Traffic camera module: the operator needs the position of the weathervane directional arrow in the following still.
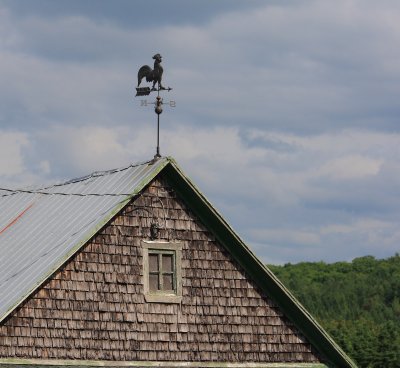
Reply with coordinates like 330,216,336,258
134,53,174,159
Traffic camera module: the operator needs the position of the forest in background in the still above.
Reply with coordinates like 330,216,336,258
268,254,400,368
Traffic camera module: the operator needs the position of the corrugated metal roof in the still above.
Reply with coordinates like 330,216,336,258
0,157,169,322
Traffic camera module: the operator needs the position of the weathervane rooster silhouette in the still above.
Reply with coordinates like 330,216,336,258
137,53,171,93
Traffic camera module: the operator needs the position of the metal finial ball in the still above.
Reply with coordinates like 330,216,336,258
155,96,163,115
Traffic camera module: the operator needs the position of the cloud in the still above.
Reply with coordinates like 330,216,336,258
36,125,151,177
317,155,382,180
251,228,321,247
0,130,47,187
1,1,400,264
2,0,400,137
2,0,267,30
160,126,400,263
320,218,391,236
0,131,29,176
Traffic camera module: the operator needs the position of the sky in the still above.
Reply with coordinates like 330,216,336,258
1,0,400,264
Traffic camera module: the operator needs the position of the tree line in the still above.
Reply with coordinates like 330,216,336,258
268,254,400,367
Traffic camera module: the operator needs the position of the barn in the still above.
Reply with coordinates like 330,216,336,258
0,156,356,367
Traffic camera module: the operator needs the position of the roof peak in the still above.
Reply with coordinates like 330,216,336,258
0,157,173,197
57,157,163,188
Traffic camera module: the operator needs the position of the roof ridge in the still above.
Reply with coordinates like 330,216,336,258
41,157,157,189
0,157,169,197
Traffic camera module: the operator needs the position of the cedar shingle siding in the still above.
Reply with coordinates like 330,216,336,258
0,176,322,363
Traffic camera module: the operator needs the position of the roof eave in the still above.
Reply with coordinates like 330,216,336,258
163,157,357,368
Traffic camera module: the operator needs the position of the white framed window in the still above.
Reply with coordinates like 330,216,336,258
142,241,182,303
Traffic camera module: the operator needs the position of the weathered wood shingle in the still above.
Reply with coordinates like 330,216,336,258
0,176,322,363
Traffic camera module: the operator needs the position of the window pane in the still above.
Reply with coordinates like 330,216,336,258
162,254,173,272
163,274,174,291
149,273,159,291
149,254,159,272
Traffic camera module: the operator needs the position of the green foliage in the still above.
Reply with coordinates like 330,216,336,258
269,254,400,367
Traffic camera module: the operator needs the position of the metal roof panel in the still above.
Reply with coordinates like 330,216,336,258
0,157,169,322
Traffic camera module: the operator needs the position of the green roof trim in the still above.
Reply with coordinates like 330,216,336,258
162,157,357,368
0,358,328,367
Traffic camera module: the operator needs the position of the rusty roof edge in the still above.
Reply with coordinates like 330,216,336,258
0,157,170,325
164,157,357,368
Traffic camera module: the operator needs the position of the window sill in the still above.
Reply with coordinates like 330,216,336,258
144,294,182,304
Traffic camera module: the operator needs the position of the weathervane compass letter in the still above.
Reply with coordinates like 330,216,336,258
135,54,174,159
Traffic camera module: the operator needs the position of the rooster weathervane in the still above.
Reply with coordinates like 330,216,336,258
135,53,174,159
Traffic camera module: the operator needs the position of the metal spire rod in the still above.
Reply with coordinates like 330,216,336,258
134,53,173,160
155,89,162,158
